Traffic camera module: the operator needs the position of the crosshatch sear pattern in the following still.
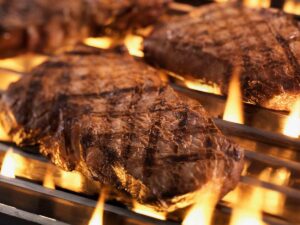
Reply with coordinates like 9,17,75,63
144,3,300,111
0,46,243,211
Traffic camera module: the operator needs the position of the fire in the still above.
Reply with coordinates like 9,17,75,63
124,34,144,57
183,184,218,225
84,37,113,49
264,168,290,215
89,190,107,225
59,170,84,192
223,68,244,124
284,0,300,15
184,79,221,95
132,202,166,220
283,98,300,138
0,125,10,141
243,0,271,8
43,166,55,189
0,72,21,90
0,149,16,178
0,54,47,73
228,167,290,225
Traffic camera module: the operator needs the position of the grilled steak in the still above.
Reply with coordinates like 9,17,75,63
144,3,300,111
0,46,244,211
0,0,170,57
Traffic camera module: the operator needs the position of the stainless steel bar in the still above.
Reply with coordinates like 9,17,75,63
0,203,68,225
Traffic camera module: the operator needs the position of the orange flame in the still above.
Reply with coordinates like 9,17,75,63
43,166,55,189
264,168,290,215
184,79,221,95
0,72,21,90
183,183,218,225
0,125,10,141
132,202,166,220
284,0,300,15
283,98,300,138
223,68,244,124
0,54,47,73
243,0,271,8
124,34,144,57
59,170,84,192
1,149,16,178
89,190,107,225
228,167,290,225
84,37,113,49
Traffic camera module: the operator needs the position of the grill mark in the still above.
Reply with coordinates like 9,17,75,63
172,107,188,154
59,86,158,100
162,151,225,163
122,86,143,161
142,93,164,178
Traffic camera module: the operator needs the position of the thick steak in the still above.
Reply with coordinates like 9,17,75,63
0,0,170,57
144,3,300,111
0,46,243,211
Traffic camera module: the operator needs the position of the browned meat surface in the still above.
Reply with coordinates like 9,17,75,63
0,0,170,57
0,46,243,211
144,3,300,111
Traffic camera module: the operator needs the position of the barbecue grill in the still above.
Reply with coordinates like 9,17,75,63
0,0,300,224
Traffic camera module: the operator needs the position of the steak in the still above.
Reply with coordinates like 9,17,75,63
0,45,244,211
144,3,300,111
0,0,170,57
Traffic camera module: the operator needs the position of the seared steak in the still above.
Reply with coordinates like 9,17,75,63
0,0,170,57
0,46,243,211
144,3,300,111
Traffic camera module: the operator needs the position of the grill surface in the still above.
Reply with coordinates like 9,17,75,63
0,0,300,224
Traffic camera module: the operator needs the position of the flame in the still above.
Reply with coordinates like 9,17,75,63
284,0,300,15
0,125,10,141
0,72,21,90
132,202,166,220
229,169,271,225
283,98,300,138
84,37,113,49
124,34,144,57
264,168,290,215
183,183,218,225
0,54,47,73
185,80,221,95
243,0,271,8
43,166,55,189
59,170,84,192
228,167,290,225
223,68,244,124
89,190,107,225
0,149,16,178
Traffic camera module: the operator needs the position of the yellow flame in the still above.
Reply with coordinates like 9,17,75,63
0,149,16,178
283,98,300,138
0,125,10,141
264,168,290,215
132,202,166,220
59,170,84,192
228,167,290,225
0,72,21,90
89,190,107,225
243,0,271,8
84,37,113,49
0,54,47,72
284,0,300,15
223,68,244,124
229,169,270,225
183,184,218,225
124,34,144,57
185,80,222,95
43,166,55,189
